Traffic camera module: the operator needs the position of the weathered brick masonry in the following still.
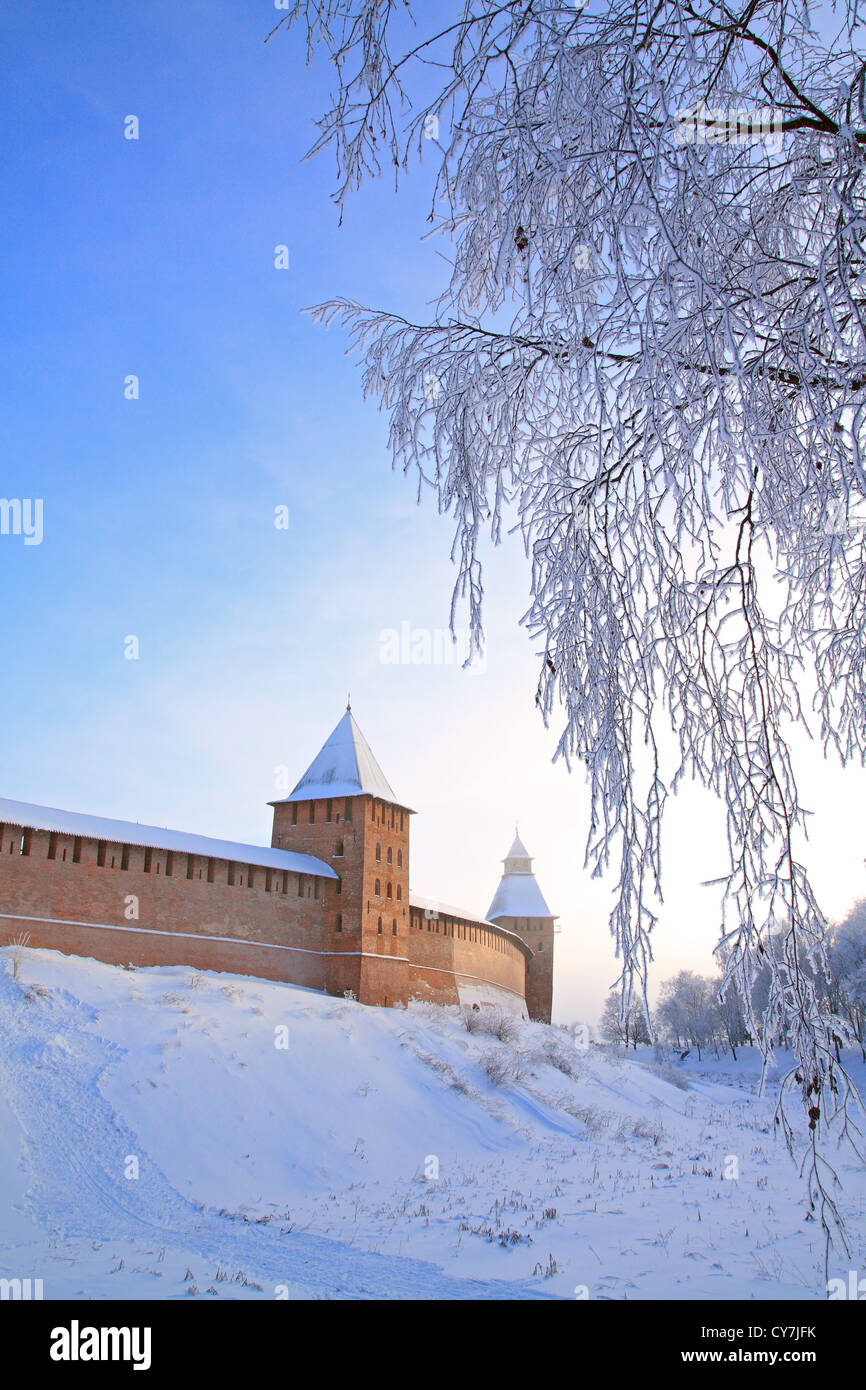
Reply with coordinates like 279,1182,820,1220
0,708,556,1019
0,825,332,991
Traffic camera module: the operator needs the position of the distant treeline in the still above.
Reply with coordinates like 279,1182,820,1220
599,901,866,1061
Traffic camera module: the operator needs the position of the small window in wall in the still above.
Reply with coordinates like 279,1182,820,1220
207,858,215,883
282,871,289,894
298,874,304,897
396,885,402,902
291,804,298,826
335,913,343,932
375,843,381,862
397,849,402,869
265,870,273,893
377,916,383,934
21,830,32,857
392,919,397,935
110,854,116,869
228,862,236,887
386,883,392,899
334,840,344,857
187,856,195,881
247,867,256,889
121,845,130,871
73,837,82,865
313,878,320,899
387,846,392,865
326,799,333,822
308,803,315,824
144,847,153,874
374,878,381,896
47,833,58,861
165,852,174,877
335,878,342,895
344,799,352,823
61,847,68,862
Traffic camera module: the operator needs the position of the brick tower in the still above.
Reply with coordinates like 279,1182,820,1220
486,831,556,1022
269,705,414,1007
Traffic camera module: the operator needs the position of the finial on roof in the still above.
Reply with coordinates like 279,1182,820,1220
347,692,352,712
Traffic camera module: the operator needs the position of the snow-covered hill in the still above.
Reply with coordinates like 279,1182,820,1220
0,946,863,1300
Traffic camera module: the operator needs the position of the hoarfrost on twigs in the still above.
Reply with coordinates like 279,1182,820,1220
273,1,866,1256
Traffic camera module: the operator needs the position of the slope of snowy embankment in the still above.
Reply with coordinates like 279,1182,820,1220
0,946,864,1300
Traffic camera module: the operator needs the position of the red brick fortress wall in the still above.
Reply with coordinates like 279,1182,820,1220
492,915,555,1022
0,816,535,1015
0,822,330,990
407,904,530,1012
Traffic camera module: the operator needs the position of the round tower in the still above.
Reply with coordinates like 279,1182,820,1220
486,830,556,1023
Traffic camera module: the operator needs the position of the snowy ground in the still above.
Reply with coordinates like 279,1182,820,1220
0,946,864,1300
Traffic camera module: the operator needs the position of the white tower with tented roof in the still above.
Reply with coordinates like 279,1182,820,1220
486,830,556,1022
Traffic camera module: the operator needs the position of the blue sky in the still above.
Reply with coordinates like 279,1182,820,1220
2,1,865,1023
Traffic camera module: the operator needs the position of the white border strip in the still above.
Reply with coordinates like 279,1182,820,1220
409,960,526,1000
0,913,409,963
1,916,526,988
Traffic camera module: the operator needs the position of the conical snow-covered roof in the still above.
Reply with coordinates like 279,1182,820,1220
274,708,408,807
487,831,554,920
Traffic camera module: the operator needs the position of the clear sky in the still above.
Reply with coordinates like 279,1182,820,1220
2,1,864,1025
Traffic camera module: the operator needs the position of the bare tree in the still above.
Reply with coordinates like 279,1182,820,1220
657,970,717,1059
714,975,750,1061
600,990,652,1048
272,1,866,1251
827,901,866,1059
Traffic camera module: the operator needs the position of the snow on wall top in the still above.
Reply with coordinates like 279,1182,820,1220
0,797,338,879
410,891,494,926
274,709,409,807
410,893,532,957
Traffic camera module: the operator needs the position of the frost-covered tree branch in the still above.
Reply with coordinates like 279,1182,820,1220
271,1,866,1253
